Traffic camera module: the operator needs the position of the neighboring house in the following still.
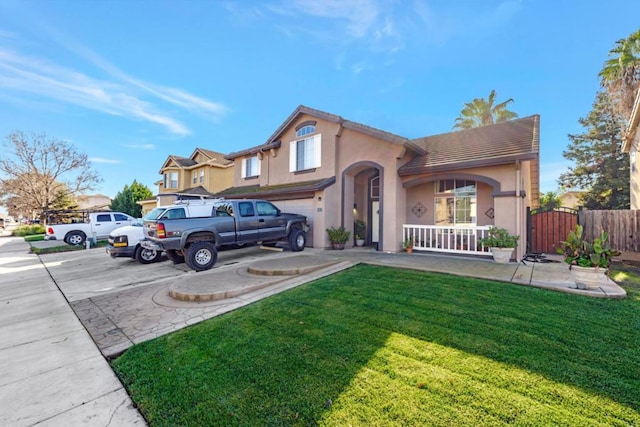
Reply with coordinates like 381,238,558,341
220,105,540,259
76,194,111,210
558,191,583,209
139,148,234,214
622,88,640,209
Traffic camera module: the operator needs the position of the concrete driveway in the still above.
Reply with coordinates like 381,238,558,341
40,244,281,302
37,243,348,357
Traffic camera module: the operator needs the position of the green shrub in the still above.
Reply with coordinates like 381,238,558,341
326,226,351,244
480,227,519,248
12,225,46,237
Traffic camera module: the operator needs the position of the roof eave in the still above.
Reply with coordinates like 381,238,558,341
398,153,538,176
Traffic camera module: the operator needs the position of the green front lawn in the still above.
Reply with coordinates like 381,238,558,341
112,264,640,426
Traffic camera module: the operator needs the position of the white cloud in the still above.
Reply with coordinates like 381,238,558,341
412,0,523,45
89,157,121,164
261,0,403,73
0,23,230,136
123,143,155,150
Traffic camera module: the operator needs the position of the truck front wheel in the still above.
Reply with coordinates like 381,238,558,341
186,241,218,271
165,249,185,264
65,231,86,246
288,229,306,252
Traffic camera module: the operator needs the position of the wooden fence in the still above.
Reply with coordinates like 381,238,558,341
579,210,640,256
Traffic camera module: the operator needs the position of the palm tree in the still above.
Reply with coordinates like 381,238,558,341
453,90,518,130
599,29,640,118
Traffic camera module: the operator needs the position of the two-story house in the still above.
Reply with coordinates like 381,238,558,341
220,105,539,259
139,148,234,214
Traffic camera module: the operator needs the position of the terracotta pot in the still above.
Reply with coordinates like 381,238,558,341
491,247,514,264
570,265,608,290
405,247,413,254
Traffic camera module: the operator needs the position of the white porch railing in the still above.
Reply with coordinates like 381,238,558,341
402,224,493,256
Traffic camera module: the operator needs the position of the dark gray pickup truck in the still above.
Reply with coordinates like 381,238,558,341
141,199,308,271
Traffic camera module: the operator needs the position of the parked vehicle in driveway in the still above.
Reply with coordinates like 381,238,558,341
45,211,136,245
106,219,163,264
141,199,308,271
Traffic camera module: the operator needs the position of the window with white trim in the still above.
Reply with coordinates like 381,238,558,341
289,134,321,172
241,156,260,178
192,171,197,184
199,170,205,183
434,180,477,225
168,172,178,189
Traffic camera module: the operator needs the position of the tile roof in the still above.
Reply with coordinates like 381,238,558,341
171,156,197,168
214,177,335,199
193,148,234,166
398,115,540,175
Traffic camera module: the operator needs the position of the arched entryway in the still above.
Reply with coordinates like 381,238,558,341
342,162,384,250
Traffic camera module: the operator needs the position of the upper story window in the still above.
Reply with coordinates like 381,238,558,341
242,155,260,178
296,125,315,138
164,171,178,189
434,179,477,225
289,134,321,172
199,170,205,183
192,171,198,184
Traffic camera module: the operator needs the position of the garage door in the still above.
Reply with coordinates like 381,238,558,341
272,199,315,247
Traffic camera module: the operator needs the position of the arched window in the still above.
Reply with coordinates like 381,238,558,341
296,125,315,138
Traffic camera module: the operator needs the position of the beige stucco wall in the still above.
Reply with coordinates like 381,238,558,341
405,182,494,227
631,136,640,210
230,115,409,251
205,166,234,193
232,115,340,187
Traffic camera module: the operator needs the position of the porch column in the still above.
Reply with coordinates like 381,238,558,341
493,195,524,260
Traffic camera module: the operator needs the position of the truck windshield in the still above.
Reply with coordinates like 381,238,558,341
143,208,167,221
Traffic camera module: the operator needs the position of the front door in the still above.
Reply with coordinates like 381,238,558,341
371,201,380,244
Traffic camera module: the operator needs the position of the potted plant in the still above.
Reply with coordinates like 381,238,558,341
354,220,366,246
480,227,519,263
326,226,351,250
557,224,621,289
403,238,414,254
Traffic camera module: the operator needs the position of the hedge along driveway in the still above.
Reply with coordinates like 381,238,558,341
113,264,640,426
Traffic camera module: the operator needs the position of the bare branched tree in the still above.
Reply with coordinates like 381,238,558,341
0,131,102,220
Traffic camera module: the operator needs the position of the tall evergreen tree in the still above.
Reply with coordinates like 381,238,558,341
558,91,629,210
110,180,153,218
453,90,518,129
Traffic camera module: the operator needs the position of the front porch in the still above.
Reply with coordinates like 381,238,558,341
403,224,493,256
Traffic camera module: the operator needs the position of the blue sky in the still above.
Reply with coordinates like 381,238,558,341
1,0,639,214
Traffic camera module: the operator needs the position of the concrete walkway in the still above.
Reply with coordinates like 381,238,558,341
0,236,144,426
0,234,627,426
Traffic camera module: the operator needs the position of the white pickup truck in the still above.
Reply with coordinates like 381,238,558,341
45,211,136,245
